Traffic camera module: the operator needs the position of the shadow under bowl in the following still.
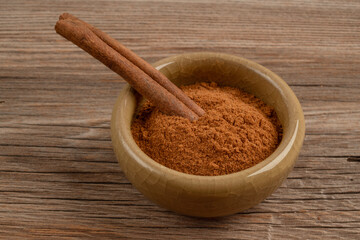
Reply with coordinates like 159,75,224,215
111,52,305,217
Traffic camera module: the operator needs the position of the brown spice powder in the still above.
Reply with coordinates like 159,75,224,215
131,82,282,176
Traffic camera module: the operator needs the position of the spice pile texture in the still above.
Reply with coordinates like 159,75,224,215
131,82,282,176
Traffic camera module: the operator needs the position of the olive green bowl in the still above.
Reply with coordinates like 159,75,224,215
111,52,305,217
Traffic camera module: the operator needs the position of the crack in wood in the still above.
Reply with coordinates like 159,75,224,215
347,156,360,162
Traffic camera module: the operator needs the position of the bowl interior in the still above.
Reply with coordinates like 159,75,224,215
117,52,303,179
137,53,296,154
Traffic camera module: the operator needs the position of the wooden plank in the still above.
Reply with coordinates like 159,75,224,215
1,0,359,239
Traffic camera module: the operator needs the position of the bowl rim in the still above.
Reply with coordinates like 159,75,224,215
112,52,305,181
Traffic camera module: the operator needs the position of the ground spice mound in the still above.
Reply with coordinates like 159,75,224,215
131,82,282,176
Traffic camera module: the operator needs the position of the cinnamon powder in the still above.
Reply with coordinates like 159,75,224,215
131,82,282,176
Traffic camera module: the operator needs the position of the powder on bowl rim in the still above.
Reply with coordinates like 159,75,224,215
131,82,283,176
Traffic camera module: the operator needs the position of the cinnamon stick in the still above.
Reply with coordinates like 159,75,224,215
55,15,201,121
59,13,205,117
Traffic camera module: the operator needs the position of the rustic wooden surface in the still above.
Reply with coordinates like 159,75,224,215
1,0,359,239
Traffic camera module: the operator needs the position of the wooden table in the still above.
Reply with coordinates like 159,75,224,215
1,0,359,239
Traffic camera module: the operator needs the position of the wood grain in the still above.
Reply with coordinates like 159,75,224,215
1,0,359,239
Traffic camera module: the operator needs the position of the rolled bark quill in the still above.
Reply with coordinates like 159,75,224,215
55,13,205,121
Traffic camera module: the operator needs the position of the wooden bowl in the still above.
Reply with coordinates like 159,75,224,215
111,52,305,217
